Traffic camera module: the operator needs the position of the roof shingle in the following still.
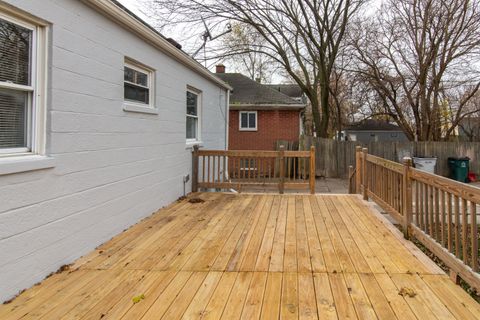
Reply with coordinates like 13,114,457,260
216,73,303,106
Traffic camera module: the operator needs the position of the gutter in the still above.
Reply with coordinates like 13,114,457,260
82,0,232,91
229,103,306,111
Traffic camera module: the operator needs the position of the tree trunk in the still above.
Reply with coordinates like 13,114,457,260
317,83,330,138
310,95,322,138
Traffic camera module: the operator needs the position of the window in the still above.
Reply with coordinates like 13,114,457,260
186,89,201,142
239,111,257,131
240,159,256,170
124,61,154,107
0,13,46,156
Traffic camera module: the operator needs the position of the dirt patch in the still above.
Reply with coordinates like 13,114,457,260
188,197,205,204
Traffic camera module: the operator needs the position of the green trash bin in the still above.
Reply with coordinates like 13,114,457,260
447,157,470,182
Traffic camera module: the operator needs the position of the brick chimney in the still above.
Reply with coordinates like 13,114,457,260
216,64,226,73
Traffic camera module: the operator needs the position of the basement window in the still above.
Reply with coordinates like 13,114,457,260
239,111,257,131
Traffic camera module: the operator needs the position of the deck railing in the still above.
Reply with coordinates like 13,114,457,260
192,146,315,194
351,146,480,291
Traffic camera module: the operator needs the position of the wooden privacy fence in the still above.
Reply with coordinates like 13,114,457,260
192,146,316,194
303,136,480,178
351,146,480,291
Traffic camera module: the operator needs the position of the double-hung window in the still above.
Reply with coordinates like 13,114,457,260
239,111,257,131
124,61,154,108
0,13,45,156
186,89,201,142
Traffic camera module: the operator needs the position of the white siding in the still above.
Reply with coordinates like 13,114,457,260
0,0,227,302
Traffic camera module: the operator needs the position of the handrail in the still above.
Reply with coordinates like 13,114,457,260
192,146,316,194
354,147,480,291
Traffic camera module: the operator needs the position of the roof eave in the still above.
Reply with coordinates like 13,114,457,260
82,0,233,91
229,103,305,111
345,129,403,132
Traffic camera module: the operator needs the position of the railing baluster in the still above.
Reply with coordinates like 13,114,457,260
447,192,453,253
427,186,435,238
419,182,424,231
202,155,205,183
212,155,216,185
223,155,226,183
440,190,446,247
471,201,478,271
217,155,221,184
425,183,430,235
293,157,296,181
454,195,460,258
415,181,419,226
462,198,468,264
434,188,439,242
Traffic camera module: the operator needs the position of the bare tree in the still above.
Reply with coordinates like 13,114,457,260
220,23,277,83
149,0,367,138
351,0,480,141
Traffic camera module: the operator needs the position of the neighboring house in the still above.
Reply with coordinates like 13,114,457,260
459,117,480,141
0,0,230,302
340,119,408,143
215,66,305,151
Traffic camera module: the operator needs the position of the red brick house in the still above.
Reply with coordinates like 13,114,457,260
215,66,306,151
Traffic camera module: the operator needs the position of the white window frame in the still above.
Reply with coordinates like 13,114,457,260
240,158,257,171
186,87,202,144
0,10,48,158
239,111,257,131
123,59,156,112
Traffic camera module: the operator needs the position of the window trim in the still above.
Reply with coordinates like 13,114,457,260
239,111,258,131
186,87,202,144
123,59,155,111
0,10,48,158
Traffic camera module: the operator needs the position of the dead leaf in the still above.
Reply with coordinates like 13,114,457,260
398,287,416,298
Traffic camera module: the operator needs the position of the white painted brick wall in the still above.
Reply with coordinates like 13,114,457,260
0,0,228,302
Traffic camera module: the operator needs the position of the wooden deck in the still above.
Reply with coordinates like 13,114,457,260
1,193,479,319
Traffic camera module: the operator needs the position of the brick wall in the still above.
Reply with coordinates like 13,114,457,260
229,110,300,150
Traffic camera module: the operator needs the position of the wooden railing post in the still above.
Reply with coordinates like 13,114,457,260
192,145,199,192
279,145,285,194
362,148,368,200
309,146,315,194
402,157,413,238
355,146,362,194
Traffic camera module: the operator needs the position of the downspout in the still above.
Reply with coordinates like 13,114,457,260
225,89,230,150
225,89,237,193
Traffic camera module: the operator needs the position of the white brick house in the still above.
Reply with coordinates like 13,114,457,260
0,0,230,302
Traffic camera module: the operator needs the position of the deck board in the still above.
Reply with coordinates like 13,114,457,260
1,193,479,319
